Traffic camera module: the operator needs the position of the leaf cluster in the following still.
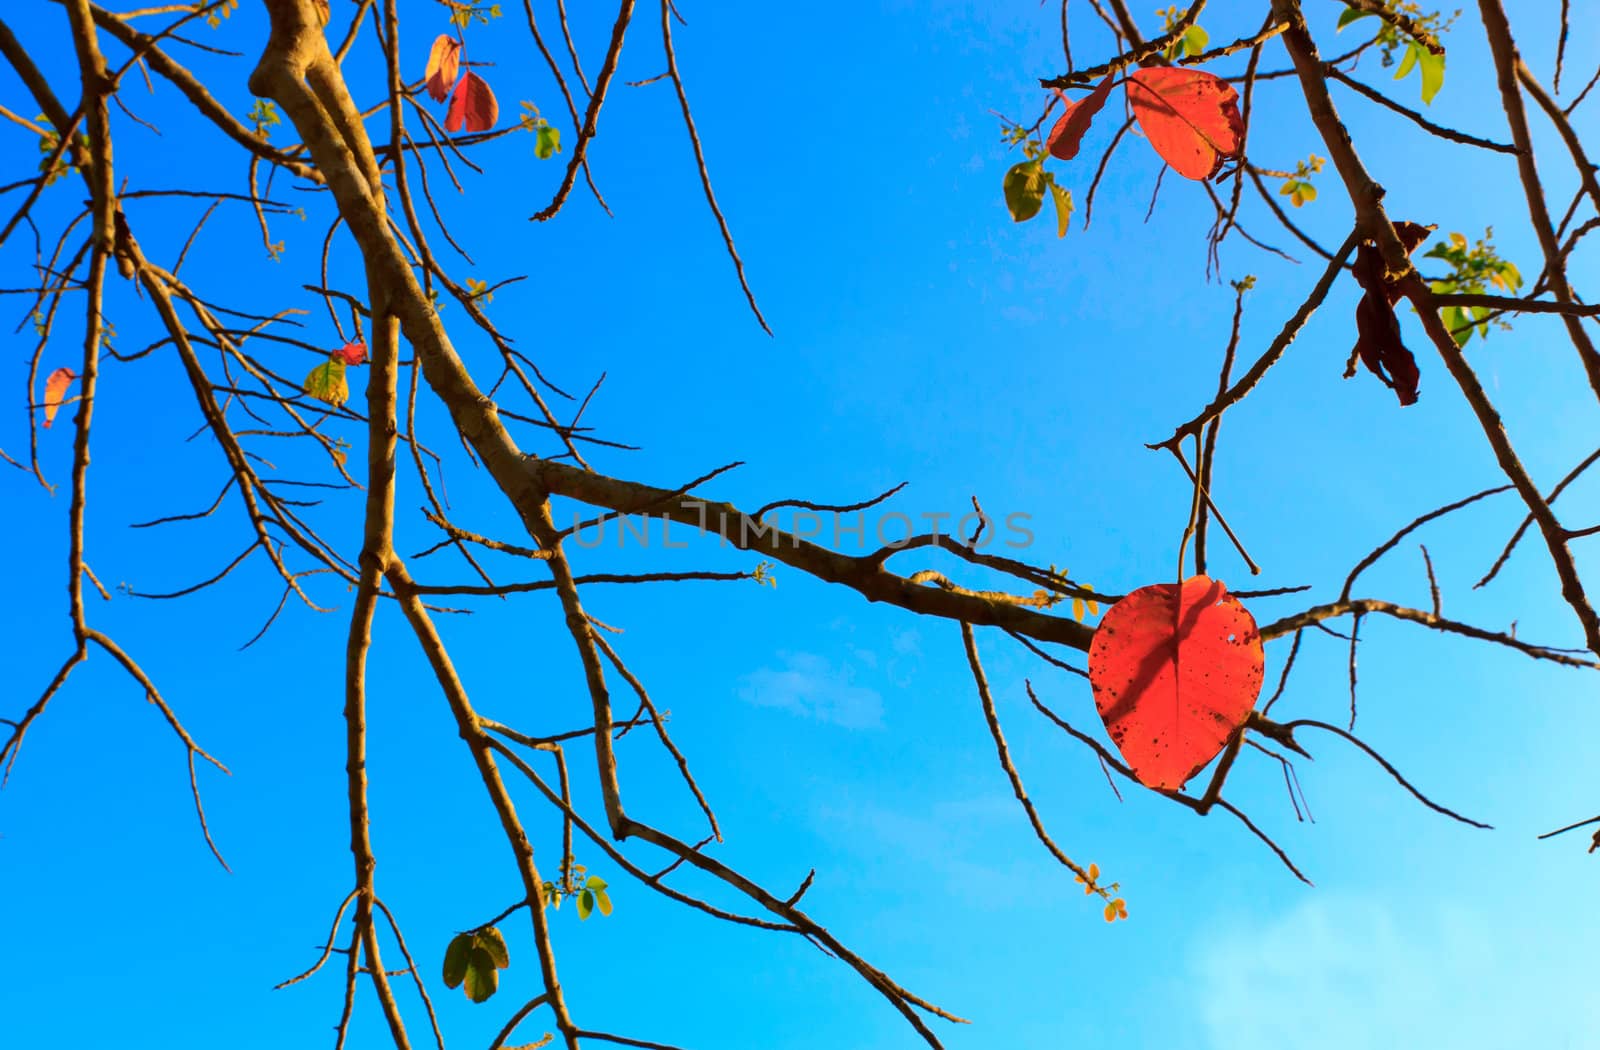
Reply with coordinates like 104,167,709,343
1337,1,1457,104
1157,5,1209,61
1426,229,1522,345
442,926,510,1004
1279,154,1326,209
541,869,614,921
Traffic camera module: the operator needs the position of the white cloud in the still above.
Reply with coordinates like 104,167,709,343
1189,893,1599,1049
809,792,1040,901
891,629,921,656
737,651,883,729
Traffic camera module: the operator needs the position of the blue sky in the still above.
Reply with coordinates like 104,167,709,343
2,1,1598,1047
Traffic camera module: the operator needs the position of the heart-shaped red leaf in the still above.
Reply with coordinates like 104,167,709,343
424,35,461,104
333,340,368,366
446,71,498,134
1046,75,1115,161
1088,575,1263,790
1125,67,1243,181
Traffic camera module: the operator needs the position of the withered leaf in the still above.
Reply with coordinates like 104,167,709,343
1348,220,1435,407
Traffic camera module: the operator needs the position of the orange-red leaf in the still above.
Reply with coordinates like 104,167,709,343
1046,76,1115,162
1087,575,1263,790
425,35,461,103
1125,68,1243,181
446,71,498,134
334,340,368,366
42,367,75,428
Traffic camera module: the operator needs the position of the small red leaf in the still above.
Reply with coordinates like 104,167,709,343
1125,67,1244,181
446,71,498,134
42,367,76,428
1088,575,1263,790
425,35,461,103
1046,76,1115,162
333,340,368,366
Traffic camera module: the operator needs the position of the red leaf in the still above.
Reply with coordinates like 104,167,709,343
446,71,498,134
333,340,368,366
1125,68,1243,181
41,367,76,429
425,35,461,104
1087,575,1263,790
1046,76,1115,161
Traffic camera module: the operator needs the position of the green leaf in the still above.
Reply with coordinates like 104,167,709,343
463,946,501,1003
1049,181,1073,238
1394,42,1420,81
577,889,595,920
1336,5,1373,29
442,933,472,989
1418,48,1445,105
303,357,349,407
476,925,510,968
535,123,561,159
1183,24,1208,57
585,875,608,891
595,889,613,916
1003,159,1047,223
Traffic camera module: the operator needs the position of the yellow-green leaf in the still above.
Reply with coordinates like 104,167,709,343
535,123,560,160
304,357,348,407
1049,181,1074,238
443,933,471,988
1336,5,1372,30
1418,48,1445,105
1395,42,1420,81
1003,160,1047,223
463,946,500,1002
476,926,510,968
